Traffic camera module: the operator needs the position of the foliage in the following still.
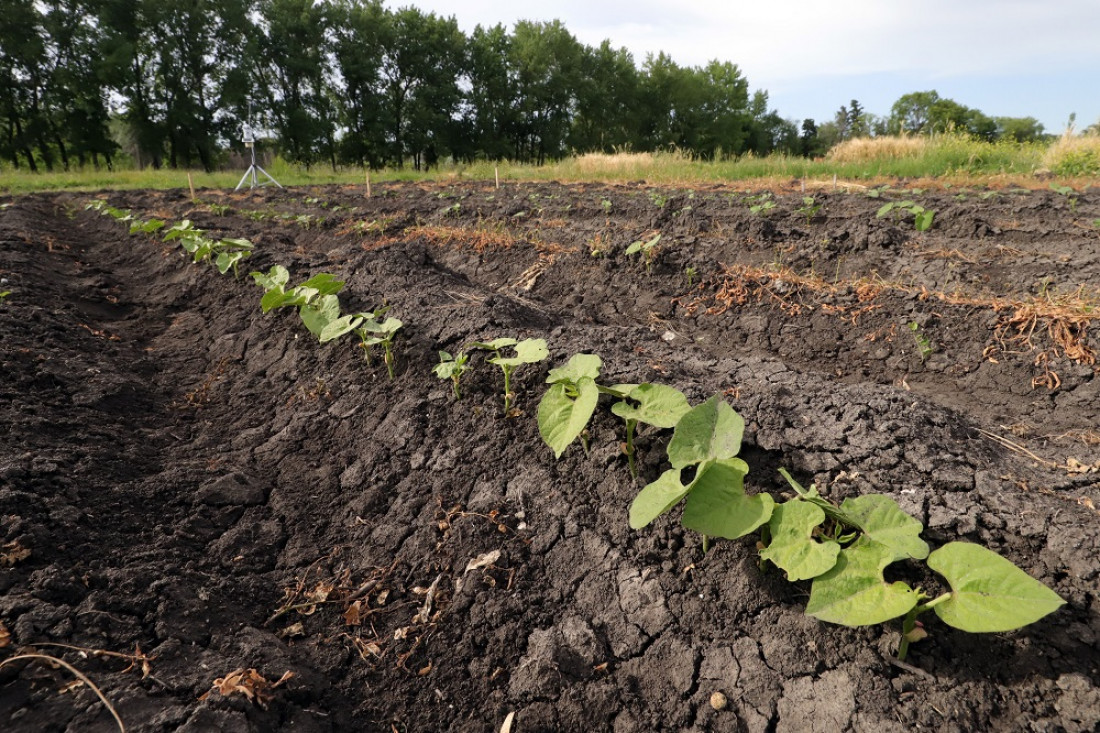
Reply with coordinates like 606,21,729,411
321,310,403,378
250,266,345,339
469,338,549,414
795,196,822,224
876,200,935,232
624,234,662,273
908,322,934,361
433,350,470,399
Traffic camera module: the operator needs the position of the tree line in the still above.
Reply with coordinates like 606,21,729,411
0,0,1053,173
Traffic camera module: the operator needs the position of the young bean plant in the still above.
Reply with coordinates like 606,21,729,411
433,350,471,399
251,265,345,339
322,309,403,378
876,201,934,232
469,338,549,414
625,234,662,274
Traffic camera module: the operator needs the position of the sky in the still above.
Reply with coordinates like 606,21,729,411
392,0,1100,134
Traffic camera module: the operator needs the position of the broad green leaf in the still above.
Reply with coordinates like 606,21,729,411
470,337,517,351
260,289,302,313
840,495,928,561
320,314,366,343
629,468,689,529
927,542,1065,633
806,541,918,626
666,397,744,469
219,237,253,251
875,202,895,218
298,273,345,296
490,338,548,367
914,210,935,231
760,500,841,581
546,353,602,384
611,383,691,429
681,458,772,540
251,265,289,290
299,294,342,338
361,317,403,336
538,377,599,458
215,251,247,275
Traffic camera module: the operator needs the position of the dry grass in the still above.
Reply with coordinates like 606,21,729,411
1041,132,1100,176
571,152,657,175
827,136,929,163
403,224,518,252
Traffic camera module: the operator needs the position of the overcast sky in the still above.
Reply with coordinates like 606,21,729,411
392,0,1100,134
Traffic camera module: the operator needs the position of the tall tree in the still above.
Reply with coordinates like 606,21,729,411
331,0,387,167
570,40,640,153
509,19,584,164
463,23,517,162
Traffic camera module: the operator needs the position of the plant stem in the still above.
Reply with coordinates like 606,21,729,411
702,534,710,554
625,419,637,479
501,365,513,414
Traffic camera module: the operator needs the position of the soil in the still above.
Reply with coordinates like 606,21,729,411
1,179,1098,732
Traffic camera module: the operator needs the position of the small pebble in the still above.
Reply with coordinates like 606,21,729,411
709,691,728,711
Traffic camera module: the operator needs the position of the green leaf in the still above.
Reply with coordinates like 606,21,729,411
537,377,599,458
914,210,934,231
361,317,403,337
469,337,518,351
319,314,366,343
611,383,691,429
251,265,289,291
927,542,1065,633
682,458,772,539
875,202,896,218
805,541,918,626
839,495,929,561
666,396,744,469
546,353,602,384
760,500,841,581
298,273,345,296
218,237,253,251
260,289,302,313
299,294,342,338
489,337,548,367
629,468,689,529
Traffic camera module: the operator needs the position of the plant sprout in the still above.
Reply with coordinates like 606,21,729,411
625,234,662,274
470,338,549,414
433,351,470,398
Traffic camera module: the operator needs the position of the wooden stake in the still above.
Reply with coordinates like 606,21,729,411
832,173,837,191
495,166,500,190
366,170,371,198
187,172,195,201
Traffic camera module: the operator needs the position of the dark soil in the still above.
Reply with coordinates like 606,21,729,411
1,180,1098,732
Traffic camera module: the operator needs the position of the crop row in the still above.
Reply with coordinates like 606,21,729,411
88,199,1066,663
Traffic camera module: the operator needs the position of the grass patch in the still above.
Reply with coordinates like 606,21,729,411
1042,133,1100,176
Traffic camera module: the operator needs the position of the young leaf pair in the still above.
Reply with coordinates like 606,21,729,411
537,353,690,478
437,338,548,414
321,309,403,379
251,265,345,339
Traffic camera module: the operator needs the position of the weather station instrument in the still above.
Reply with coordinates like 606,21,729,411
235,107,282,191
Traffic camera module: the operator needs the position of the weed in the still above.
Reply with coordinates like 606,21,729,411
685,266,698,289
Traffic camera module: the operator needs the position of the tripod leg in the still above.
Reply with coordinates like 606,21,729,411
254,165,284,189
235,166,254,191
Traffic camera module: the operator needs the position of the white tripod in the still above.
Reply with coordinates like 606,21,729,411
235,121,283,191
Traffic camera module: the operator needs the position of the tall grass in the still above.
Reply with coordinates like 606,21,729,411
0,134,1085,195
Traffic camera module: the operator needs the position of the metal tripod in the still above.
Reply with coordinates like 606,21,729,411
235,122,283,191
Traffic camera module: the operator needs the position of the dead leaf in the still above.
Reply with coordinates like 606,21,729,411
417,662,432,676
500,711,516,733
0,540,31,567
464,550,501,574
278,622,305,639
344,600,363,627
202,668,295,709
1066,457,1100,474
374,590,389,606
0,621,11,648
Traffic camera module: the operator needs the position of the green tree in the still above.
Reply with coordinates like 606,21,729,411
995,116,1046,142
331,0,387,167
509,20,584,164
570,40,640,153
889,90,941,134
463,23,517,161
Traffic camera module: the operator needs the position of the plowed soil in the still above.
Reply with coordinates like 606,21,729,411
1,180,1098,732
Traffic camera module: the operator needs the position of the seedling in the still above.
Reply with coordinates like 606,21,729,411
206,202,232,216
795,196,822,224
129,218,165,235
625,234,662,274
538,353,605,457
251,266,345,340
746,193,776,217
322,309,403,378
599,198,612,214
610,383,691,479
469,337,549,414
433,350,470,398
768,470,1064,660
876,201,934,232
1049,183,1078,212
648,191,668,209
908,321,934,361
685,266,698,288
